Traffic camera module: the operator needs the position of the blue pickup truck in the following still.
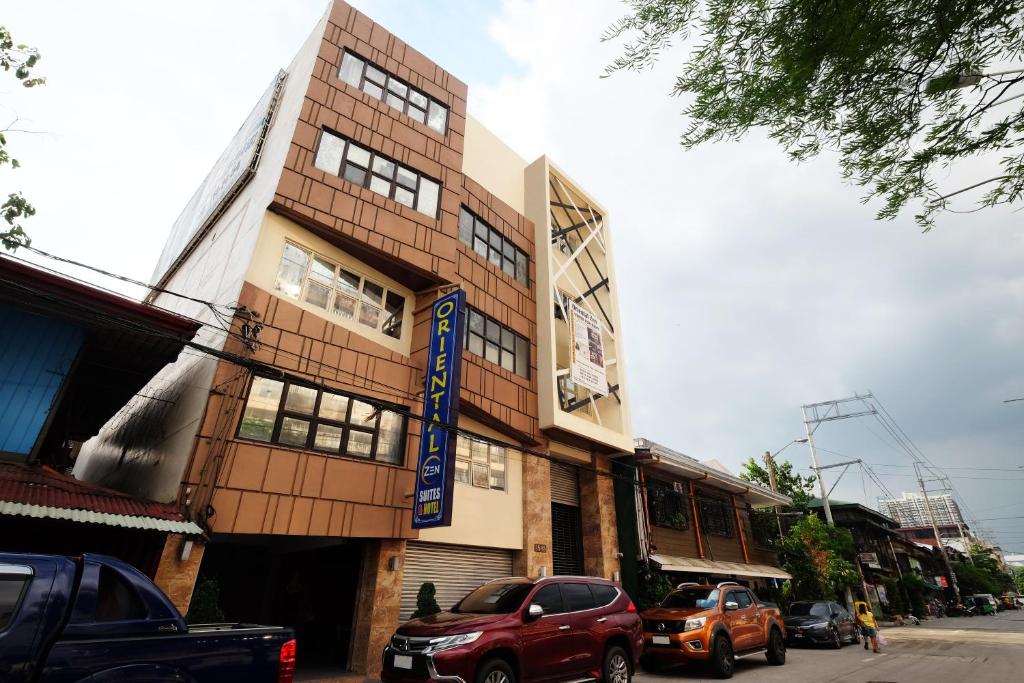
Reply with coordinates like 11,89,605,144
0,552,296,682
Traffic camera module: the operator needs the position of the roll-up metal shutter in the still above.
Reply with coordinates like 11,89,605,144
550,462,580,506
400,542,514,622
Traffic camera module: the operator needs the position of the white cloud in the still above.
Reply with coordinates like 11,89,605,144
468,0,1024,546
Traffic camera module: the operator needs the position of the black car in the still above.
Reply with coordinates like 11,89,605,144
783,601,860,648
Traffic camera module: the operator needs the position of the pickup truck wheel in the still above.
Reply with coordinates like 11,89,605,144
476,658,515,683
710,635,735,679
604,646,630,683
766,628,786,665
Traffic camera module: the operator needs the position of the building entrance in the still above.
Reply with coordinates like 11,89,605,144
198,536,363,672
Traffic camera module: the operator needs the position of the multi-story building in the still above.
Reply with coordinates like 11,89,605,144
880,491,964,528
615,438,793,597
73,1,633,676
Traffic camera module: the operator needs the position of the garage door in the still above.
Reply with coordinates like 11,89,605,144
400,542,514,622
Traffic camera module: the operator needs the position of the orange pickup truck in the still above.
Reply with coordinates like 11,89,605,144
640,582,786,678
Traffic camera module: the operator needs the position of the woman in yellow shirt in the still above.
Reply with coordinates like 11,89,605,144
855,601,880,653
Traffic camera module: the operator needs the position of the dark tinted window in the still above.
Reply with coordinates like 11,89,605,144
729,590,752,608
452,581,533,614
562,583,596,612
531,584,564,615
591,584,618,607
662,588,719,609
0,576,28,629
96,566,146,621
789,602,830,618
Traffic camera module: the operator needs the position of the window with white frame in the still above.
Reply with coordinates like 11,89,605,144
314,129,441,218
454,437,506,491
338,51,449,134
275,241,406,340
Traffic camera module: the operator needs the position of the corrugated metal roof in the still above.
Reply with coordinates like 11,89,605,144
0,462,201,535
650,554,793,580
0,500,202,534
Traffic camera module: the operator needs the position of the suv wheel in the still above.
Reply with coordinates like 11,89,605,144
710,635,734,679
604,646,630,683
476,658,515,683
766,628,786,666
829,626,842,649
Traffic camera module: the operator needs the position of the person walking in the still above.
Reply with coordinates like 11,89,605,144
855,601,880,653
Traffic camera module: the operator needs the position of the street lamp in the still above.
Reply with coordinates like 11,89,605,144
926,67,1024,93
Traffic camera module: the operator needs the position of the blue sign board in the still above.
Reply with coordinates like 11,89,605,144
412,289,466,528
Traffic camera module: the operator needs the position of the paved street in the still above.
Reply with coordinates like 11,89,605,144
636,615,1024,683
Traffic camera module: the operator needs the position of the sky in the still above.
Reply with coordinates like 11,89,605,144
3,1,1023,552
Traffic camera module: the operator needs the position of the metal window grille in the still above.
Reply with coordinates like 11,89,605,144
647,478,689,530
697,493,733,537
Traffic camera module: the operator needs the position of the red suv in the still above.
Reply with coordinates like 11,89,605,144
381,576,642,683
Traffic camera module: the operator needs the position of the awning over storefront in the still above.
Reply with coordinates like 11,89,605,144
0,463,203,535
651,554,792,580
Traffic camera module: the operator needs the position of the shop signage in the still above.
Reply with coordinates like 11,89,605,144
859,552,881,569
567,299,607,395
935,575,949,588
412,289,466,529
151,70,287,287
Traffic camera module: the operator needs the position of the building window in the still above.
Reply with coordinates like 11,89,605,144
338,51,449,134
454,438,506,491
647,478,689,530
274,241,406,340
464,307,529,379
314,129,441,218
697,493,733,537
237,376,407,464
749,508,778,549
458,207,529,287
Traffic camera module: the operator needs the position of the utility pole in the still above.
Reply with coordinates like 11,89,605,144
802,394,877,610
802,406,834,524
915,462,960,601
764,451,784,538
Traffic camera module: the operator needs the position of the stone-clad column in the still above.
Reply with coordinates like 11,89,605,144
350,539,406,676
579,455,621,580
517,454,553,577
153,534,205,615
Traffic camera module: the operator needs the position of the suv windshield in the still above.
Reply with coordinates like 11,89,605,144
661,588,720,609
452,581,534,614
789,602,830,618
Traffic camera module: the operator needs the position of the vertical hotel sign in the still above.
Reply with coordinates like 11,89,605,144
412,289,466,528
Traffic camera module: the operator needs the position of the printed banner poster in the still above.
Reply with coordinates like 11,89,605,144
568,299,607,395
412,289,466,529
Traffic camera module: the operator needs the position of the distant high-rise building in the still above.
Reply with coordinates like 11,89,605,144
880,491,964,528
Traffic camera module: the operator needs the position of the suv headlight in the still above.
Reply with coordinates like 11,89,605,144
683,617,706,632
426,631,483,652
811,622,829,630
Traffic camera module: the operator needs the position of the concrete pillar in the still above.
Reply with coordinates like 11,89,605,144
579,455,621,580
153,534,205,615
516,454,553,577
350,539,406,677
